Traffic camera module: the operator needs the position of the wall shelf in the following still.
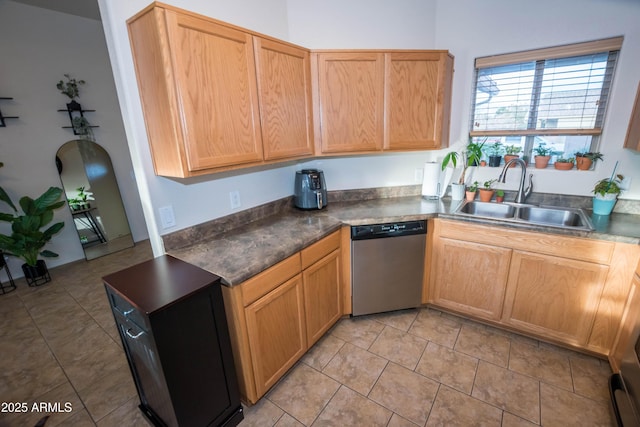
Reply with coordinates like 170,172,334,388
58,101,98,136
0,97,19,127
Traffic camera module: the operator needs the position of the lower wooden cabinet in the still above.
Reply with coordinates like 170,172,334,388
245,274,306,398
429,219,640,356
222,231,342,403
502,251,609,346
303,249,341,347
430,237,511,321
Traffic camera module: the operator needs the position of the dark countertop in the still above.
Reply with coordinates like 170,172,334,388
169,195,640,286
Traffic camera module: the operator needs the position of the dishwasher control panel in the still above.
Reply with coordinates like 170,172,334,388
351,220,426,240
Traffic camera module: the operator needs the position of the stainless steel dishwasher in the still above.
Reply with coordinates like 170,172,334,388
351,220,426,316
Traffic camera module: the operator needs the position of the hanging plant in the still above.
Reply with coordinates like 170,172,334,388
56,74,85,100
71,116,94,141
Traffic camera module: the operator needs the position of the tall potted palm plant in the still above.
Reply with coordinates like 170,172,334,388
0,186,66,286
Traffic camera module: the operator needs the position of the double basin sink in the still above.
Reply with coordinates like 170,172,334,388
454,201,594,231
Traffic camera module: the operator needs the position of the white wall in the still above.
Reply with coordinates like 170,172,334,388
0,0,147,276
98,0,640,258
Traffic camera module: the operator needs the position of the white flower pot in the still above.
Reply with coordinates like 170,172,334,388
451,183,465,201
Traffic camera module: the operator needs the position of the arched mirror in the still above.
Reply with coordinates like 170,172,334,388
56,140,134,260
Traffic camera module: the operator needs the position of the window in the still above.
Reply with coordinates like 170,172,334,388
470,37,622,164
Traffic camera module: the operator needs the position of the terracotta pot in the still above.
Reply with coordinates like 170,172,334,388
496,195,504,203
554,161,574,170
534,155,550,169
480,160,487,167
575,157,593,171
465,191,476,201
478,189,494,202
504,155,519,167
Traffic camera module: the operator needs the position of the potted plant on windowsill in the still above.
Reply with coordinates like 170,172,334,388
533,144,552,169
485,142,503,167
504,145,521,168
495,189,505,203
593,173,624,215
575,152,603,171
465,181,479,201
554,157,575,170
441,137,485,200
0,187,66,286
478,179,497,202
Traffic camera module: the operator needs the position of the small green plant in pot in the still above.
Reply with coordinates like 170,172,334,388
592,174,624,215
465,181,479,201
478,179,497,202
575,152,603,171
533,143,552,169
0,186,66,286
485,142,503,167
442,137,485,200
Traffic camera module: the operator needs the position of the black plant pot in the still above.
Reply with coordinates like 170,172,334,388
488,155,502,167
22,260,51,287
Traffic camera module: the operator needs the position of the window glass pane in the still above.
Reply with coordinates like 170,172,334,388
537,53,609,129
473,64,535,131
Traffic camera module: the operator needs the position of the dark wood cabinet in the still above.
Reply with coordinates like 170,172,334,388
103,255,243,427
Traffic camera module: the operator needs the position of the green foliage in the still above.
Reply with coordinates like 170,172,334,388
533,143,551,156
466,181,479,192
485,142,503,157
441,137,486,185
56,74,85,100
482,179,497,189
496,189,505,197
576,152,604,162
0,187,65,266
504,145,521,155
593,174,624,196
555,157,575,163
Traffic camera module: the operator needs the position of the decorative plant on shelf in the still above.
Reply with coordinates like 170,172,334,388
533,143,552,169
504,145,521,168
575,152,604,171
554,157,575,170
56,74,85,100
0,186,66,286
485,142,503,167
495,189,505,203
57,74,94,140
478,179,497,202
465,181,479,201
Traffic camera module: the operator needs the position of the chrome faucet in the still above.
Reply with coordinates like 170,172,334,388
498,158,533,204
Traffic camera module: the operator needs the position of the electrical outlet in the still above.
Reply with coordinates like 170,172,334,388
415,168,424,182
158,205,176,229
229,191,241,209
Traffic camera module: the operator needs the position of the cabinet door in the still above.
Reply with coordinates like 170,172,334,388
384,52,453,150
254,38,314,160
610,274,640,372
314,52,384,153
303,249,341,347
430,237,511,321
245,274,306,397
164,11,263,170
624,83,640,151
502,251,609,346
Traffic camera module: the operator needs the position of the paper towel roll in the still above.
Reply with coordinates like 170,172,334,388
421,162,441,199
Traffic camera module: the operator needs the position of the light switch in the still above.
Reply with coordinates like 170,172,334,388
159,205,176,229
229,191,241,209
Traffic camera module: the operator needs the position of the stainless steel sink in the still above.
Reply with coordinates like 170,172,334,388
458,201,516,219
454,201,594,231
517,206,589,228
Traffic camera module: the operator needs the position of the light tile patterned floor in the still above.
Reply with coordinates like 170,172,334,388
0,241,616,426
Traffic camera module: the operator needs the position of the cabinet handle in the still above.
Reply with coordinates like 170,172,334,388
123,309,134,316
125,328,144,339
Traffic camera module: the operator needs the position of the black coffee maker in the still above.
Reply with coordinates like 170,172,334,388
294,169,327,210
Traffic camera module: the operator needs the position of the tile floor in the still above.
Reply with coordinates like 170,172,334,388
0,241,617,426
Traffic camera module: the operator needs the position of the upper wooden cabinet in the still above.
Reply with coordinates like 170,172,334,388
384,52,453,150
312,50,453,155
254,37,314,160
624,82,640,151
128,7,263,176
127,4,312,177
312,51,385,153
